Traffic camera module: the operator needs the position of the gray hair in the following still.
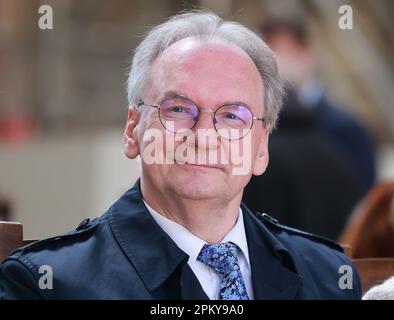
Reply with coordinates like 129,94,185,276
127,10,283,128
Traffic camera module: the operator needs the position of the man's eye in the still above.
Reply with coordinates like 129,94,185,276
170,106,185,113
225,113,241,120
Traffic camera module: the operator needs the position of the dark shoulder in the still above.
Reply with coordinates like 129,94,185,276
255,212,362,299
255,212,344,253
6,216,103,261
0,215,109,299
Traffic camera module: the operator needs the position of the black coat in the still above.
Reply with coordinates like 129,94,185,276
0,180,362,299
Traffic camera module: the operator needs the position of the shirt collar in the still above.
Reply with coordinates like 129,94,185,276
144,200,251,268
222,208,251,267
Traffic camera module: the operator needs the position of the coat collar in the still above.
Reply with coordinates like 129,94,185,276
108,179,189,293
241,203,302,299
108,179,301,299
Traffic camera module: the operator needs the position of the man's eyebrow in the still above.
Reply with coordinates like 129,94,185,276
221,101,254,110
160,91,254,110
160,90,189,101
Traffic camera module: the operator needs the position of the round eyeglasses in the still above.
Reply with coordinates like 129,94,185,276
137,96,265,140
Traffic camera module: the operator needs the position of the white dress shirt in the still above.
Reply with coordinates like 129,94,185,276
143,200,254,300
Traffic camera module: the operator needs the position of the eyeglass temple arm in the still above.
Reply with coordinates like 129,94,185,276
136,101,159,110
253,117,267,128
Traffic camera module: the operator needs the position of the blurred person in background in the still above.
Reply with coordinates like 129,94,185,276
260,18,376,190
243,18,376,239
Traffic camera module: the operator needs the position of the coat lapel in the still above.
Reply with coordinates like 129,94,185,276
179,262,209,300
108,180,189,296
242,204,302,299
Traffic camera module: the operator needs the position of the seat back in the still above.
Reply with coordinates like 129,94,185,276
0,221,24,262
353,258,394,294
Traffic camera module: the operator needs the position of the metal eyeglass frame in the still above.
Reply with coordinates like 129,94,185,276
136,97,266,140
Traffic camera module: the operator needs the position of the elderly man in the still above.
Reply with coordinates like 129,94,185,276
0,11,361,300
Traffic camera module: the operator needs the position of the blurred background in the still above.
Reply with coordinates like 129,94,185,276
0,0,393,241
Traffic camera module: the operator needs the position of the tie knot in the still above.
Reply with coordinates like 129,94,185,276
197,242,240,275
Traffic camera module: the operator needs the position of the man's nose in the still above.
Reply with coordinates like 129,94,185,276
192,109,217,132
190,109,220,152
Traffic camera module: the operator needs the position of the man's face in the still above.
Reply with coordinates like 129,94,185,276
126,38,270,202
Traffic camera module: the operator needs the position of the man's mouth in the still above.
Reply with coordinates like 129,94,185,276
181,163,226,171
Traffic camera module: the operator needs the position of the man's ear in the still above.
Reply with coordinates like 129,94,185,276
252,128,270,176
123,106,141,159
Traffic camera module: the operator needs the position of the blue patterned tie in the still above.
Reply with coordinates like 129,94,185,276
197,241,249,300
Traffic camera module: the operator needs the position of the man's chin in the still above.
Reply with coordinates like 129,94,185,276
172,187,220,201
167,172,224,200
